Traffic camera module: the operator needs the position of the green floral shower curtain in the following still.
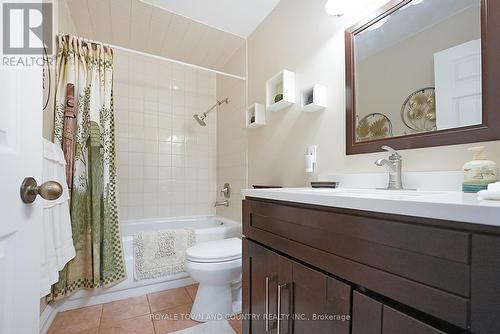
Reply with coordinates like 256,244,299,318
52,35,125,299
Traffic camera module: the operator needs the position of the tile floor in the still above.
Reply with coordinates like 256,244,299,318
48,285,242,334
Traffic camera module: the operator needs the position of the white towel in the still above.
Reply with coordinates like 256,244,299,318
40,139,76,297
478,182,500,201
133,229,195,280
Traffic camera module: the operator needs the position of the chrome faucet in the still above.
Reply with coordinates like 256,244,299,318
214,200,229,207
375,146,404,190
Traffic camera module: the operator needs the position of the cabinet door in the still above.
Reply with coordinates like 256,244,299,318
292,262,351,333
383,306,445,334
351,291,445,334
243,239,292,334
352,291,382,334
244,239,351,334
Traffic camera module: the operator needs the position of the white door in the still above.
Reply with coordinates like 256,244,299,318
434,39,482,130
0,5,43,334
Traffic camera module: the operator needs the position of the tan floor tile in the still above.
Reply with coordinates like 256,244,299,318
100,295,150,326
73,328,99,334
148,287,192,313
99,314,154,334
184,284,198,301
48,305,102,334
228,318,242,334
152,304,197,334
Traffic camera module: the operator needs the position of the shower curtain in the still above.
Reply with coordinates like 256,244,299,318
51,35,126,299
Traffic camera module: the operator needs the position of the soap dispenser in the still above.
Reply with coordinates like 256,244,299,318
462,146,499,193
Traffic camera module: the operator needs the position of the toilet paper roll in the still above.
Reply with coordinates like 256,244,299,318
305,154,314,173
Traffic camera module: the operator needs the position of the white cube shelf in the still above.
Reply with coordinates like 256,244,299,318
246,103,266,128
301,84,326,112
266,70,295,112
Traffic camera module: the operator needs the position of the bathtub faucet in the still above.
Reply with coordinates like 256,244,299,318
214,200,229,207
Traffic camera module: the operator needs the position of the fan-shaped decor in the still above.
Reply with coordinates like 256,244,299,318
401,88,437,133
356,113,393,142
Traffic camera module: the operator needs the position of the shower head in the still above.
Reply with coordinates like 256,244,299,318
193,98,229,127
193,114,207,126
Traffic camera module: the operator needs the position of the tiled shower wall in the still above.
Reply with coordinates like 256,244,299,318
113,49,217,220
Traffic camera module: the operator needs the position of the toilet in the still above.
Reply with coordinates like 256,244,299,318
185,237,242,322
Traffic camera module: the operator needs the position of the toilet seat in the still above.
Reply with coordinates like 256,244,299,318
186,238,241,263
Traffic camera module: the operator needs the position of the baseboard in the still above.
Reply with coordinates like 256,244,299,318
39,302,61,334
58,277,195,312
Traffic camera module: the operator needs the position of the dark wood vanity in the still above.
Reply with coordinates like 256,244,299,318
242,197,500,334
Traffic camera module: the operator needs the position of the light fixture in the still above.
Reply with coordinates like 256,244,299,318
324,0,347,17
400,0,425,10
365,17,388,31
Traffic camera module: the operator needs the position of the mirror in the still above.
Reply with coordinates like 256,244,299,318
345,0,500,154
355,0,481,141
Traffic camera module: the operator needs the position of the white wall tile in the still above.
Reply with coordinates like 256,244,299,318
115,52,217,221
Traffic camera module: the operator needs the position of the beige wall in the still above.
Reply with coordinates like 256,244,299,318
247,0,500,187
357,7,480,136
42,0,77,140
216,44,248,222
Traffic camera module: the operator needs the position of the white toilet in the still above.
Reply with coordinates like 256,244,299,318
185,237,242,322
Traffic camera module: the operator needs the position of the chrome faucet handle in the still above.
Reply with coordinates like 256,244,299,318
381,145,401,159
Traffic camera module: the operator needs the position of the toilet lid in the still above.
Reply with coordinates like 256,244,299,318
186,238,242,263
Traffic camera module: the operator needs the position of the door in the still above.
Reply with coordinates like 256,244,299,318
0,3,44,333
434,39,482,130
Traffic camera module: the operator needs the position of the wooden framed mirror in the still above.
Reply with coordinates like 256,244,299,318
345,0,500,155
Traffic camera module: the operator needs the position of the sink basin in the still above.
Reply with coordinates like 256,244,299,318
284,188,446,200
335,189,443,197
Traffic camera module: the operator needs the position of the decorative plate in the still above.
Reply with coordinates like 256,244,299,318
401,87,436,133
356,113,393,142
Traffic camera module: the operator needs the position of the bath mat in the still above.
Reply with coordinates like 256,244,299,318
133,229,195,280
171,320,236,334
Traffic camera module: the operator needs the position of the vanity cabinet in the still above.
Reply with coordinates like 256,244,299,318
242,197,500,333
243,239,351,334
352,291,445,334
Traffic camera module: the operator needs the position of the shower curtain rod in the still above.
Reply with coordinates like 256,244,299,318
57,33,246,81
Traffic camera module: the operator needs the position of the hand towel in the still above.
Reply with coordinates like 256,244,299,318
478,182,500,201
40,139,76,297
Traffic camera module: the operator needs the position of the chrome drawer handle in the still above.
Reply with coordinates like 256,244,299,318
265,276,276,332
277,283,290,334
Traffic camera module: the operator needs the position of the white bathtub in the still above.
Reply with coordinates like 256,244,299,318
60,215,241,312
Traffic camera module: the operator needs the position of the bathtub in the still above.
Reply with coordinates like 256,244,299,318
60,215,241,312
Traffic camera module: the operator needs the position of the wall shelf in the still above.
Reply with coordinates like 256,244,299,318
246,103,266,128
266,70,295,112
301,84,326,112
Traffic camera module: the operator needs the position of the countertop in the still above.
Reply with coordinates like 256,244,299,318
241,188,500,227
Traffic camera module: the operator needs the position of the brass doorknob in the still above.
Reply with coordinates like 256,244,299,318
20,177,63,204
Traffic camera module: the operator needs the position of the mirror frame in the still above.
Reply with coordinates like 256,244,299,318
345,0,500,155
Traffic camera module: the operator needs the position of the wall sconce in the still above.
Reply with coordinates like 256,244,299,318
324,0,347,17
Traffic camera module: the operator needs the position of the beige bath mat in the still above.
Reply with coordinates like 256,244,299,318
133,229,195,280
171,320,236,334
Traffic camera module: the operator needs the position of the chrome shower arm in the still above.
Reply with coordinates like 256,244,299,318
193,98,229,127
204,98,229,117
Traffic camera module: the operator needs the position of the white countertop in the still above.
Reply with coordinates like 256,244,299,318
241,187,500,227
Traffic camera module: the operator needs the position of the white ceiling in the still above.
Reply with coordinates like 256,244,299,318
140,0,280,38
356,0,481,60
64,0,246,73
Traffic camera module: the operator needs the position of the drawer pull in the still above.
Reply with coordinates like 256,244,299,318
277,283,290,334
265,276,276,332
